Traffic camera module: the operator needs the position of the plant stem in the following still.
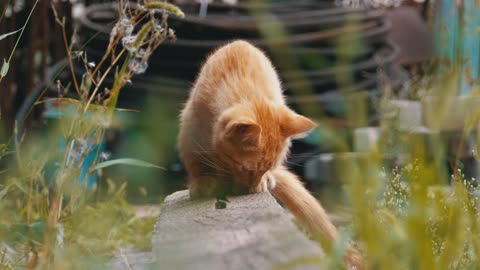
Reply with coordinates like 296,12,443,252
60,20,81,97
0,0,12,25
90,33,122,78
107,53,132,115
0,0,39,84
84,48,127,113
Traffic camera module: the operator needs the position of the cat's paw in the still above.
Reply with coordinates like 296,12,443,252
250,171,276,193
264,171,277,190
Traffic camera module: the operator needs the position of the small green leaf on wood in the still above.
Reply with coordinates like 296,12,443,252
215,196,229,210
0,59,9,78
92,158,164,171
0,28,22,41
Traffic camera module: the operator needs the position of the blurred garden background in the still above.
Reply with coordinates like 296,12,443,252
1,0,480,269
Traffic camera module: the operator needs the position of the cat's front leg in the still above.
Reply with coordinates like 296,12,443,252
186,159,227,199
249,171,277,193
189,175,220,199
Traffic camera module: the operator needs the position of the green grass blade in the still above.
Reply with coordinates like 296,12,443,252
0,59,9,78
0,187,8,201
0,28,21,41
92,158,164,171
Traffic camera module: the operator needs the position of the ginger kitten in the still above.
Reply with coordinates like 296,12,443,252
178,40,362,269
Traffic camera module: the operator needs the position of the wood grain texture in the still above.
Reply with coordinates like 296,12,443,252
151,190,324,270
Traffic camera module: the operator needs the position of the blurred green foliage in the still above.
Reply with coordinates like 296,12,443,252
0,1,182,268
1,1,480,269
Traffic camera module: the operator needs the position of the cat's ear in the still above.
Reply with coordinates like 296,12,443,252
280,109,316,138
225,120,261,150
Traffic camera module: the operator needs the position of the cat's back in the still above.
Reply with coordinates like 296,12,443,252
191,40,284,110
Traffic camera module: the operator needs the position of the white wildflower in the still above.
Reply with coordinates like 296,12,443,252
100,152,111,161
110,17,134,46
121,35,138,53
128,58,148,75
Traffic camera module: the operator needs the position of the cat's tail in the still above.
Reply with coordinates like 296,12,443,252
270,166,363,269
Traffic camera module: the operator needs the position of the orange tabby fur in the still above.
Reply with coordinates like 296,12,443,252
178,40,362,269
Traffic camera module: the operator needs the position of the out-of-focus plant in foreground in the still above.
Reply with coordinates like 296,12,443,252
324,71,480,269
0,1,183,269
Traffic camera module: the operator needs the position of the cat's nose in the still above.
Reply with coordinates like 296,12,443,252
248,170,254,181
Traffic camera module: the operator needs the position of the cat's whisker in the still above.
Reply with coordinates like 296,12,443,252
190,139,227,171
199,160,228,172
197,156,224,170
285,161,305,167
289,153,320,157
191,139,232,173
199,172,232,178
197,154,230,173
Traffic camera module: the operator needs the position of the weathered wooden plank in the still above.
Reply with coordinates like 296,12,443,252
151,190,324,270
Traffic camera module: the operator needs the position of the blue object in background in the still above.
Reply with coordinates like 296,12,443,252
460,0,480,95
435,0,480,96
57,136,105,190
43,99,106,190
435,0,459,64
